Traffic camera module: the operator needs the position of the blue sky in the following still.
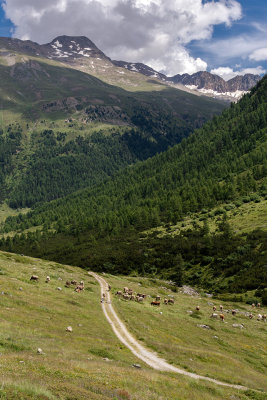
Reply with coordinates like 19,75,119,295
0,0,266,78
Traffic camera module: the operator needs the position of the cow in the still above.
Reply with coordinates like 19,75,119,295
164,298,168,305
45,276,50,283
156,296,161,301
75,284,84,292
168,299,174,304
220,305,223,311
262,314,267,321
151,301,160,306
123,287,129,293
30,275,39,281
196,306,200,311
71,280,77,285
210,313,218,319
249,313,253,319
257,303,261,308
257,314,262,321
137,296,144,302
123,294,130,300
116,291,123,296
130,295,136,301
65,281,71,287
213,306,217,311
232,310,237,316
252,303,255,308
220,314,225,322
128,289,133,296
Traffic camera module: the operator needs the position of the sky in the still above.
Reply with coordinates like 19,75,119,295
0,0,266,79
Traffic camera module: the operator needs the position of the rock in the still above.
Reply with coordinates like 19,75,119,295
232,324,244,329
19,287,23,291
66,326,73,332
187,310,193,314
207,302,214,306
78,323,83,327
132,364,141,369
58,277,62,281
181,286,199,296
197,324,210,329
213,336,219,339
57,287,62,291
103,357,110,361
37,348,43,354
159,312,162,315
205,293,213,298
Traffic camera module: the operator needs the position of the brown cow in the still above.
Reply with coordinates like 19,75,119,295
164,298,168,305
151,301,160,306
156,296,161,301
123,287,129,293
123,294,130,300
232,310,237,316
71,280,77,285
30,275,39,281
220,305,223,311
116,291,123,296
168,299,174,304
213,306,217,311
249,313,253,319
196,306,200,311
220,314,225,322
65,281,71,287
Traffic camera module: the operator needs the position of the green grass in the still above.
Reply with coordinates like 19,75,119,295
0,251,264,399
107,274,267,392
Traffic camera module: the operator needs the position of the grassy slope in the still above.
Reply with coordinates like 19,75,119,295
107,275,267,392
0,251,265,400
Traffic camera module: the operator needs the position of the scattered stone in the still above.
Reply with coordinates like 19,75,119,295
232,324,244,329
66,326,73,332
213,336,219,339
132,364,141,369
19,287,23,291
159,312,163,315
57,287,62,291
103,357,110,362
37,348,43,354
207,302,214,306
58,277,63,281
205,293,213,298
19,360,25,363
197,324,211,329
78,323,83,327
187,310,193,314
181,286,199,296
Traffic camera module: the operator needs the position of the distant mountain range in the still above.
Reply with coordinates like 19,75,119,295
0,35,261,100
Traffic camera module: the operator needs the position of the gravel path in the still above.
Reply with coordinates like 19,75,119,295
90,272,247,391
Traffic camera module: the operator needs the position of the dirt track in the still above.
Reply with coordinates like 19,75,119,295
90,272,247,390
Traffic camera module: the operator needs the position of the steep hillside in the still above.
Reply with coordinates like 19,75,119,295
0,37,226,207
0,76,266,294
0,251,265,399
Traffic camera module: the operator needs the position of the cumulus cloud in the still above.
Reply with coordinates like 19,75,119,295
2,0,242,75
211,66,266,80
249,47,267,62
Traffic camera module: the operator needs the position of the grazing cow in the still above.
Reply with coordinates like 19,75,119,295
75,284,84,292
151,301,160,306
168,299,174,304
232,310,237,316
130,295,136,301
137,296,144,302
252,303,255,308
220,305,223,311
65,281,71,287
30,275,39,281
210,313,218,319
196,306,200,311
123,294,130,300
257,314,262,321
249,313,253,319
45,276,50,283
116,291,123,296
123,287,129,293
156,296,161,301
71,280,77,285
213,306,217,311
257,303,261,308
220,314,225,322
262,314,266,321
164,299,168,305
128,289,133,296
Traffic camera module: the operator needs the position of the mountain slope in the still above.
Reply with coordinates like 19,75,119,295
0,36,226,207
1,76,266,293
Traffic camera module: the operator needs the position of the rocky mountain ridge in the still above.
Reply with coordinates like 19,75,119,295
0,35,262,100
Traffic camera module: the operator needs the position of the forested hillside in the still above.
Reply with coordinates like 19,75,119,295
0,76,266,296
0,47,225,207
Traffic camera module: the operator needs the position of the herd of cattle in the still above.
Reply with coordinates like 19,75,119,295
115,286,174,306
115,286,267,322
30,274,85,293
30,275,266,322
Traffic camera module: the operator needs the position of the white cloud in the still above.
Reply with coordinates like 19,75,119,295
211,66,266,80
249,47,267,62
2,0,242,75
